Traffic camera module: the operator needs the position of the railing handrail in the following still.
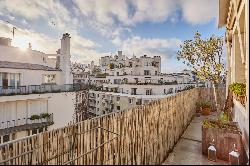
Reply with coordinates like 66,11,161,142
0,83,90,96
0,113,53,130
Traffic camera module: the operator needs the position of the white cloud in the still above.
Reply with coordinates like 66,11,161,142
0,0,48,20
73,0,217,27
0,20,59,53
119,36,182,58
72,0,218,45
180,0,218,25
0,0,219,68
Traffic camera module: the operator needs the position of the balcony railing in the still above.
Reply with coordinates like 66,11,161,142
0,84,88,96
0,114,54,135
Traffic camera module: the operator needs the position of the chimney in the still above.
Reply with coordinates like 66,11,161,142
118,50,122,57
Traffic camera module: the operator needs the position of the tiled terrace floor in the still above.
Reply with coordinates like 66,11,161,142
162,112,228,165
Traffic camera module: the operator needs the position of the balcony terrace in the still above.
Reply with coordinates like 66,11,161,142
0,83,90,96
0,114,54,136
0,88,228,165
162,112,227,165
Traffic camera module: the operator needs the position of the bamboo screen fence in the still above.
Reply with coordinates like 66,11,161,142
0,88,226,165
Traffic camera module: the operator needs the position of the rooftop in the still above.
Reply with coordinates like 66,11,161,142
0,61,61,71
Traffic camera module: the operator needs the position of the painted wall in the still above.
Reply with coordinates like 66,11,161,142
47,92,75,129
0,92,76,131
0,68,63,86
0,45,57,68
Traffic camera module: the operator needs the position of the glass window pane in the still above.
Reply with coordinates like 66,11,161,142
16,74,20,87
10,74,15,88
2,73,8,89
0,73,2,87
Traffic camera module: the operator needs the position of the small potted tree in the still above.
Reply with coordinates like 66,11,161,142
201,101,212,116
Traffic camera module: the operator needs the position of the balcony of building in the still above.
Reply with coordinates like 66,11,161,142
0,113,53,136
0,83,89,96
162,112,228,165
0,88,248,165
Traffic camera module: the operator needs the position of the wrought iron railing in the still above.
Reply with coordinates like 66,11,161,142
0,113,53,130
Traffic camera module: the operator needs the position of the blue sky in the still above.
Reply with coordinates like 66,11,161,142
0,0,225,73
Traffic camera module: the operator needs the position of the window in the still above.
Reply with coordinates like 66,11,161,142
144,70,150,75
117,106,120,110
117,96,120,101
43,74,56,84
131,88,137,95
146,89,152,95
3,135,10,143
10,73,15,88
129,98,133,104
0,73,20,89
2,73,8,88
155,71,157,75
136,99,142,105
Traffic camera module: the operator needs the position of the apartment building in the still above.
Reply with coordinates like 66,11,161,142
100,51,161,76
86,51,204,115
219,0,249,159
0,33,77,144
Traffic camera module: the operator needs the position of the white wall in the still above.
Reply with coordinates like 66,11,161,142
0,68,63,85
47,92,75,129
0,92,76,130
0,45,57,68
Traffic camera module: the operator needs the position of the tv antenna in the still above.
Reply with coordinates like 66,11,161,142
5,20,17,39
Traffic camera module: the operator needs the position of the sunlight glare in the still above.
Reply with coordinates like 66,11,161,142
12,37,30,51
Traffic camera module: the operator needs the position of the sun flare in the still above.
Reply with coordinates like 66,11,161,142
12,37,30,51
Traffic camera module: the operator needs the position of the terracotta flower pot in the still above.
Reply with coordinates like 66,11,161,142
201,107,211,115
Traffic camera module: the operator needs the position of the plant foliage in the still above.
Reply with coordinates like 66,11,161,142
229,83,246,96
177,31,226,84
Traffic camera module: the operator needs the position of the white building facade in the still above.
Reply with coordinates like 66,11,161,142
86,51,204,116
0,34,76,144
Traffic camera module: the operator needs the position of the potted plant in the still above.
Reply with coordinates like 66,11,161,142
229,83,246,107
40,113,50,118
40,113,50,122
200,101,212,116
30,115,40,120
30,115,40,123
